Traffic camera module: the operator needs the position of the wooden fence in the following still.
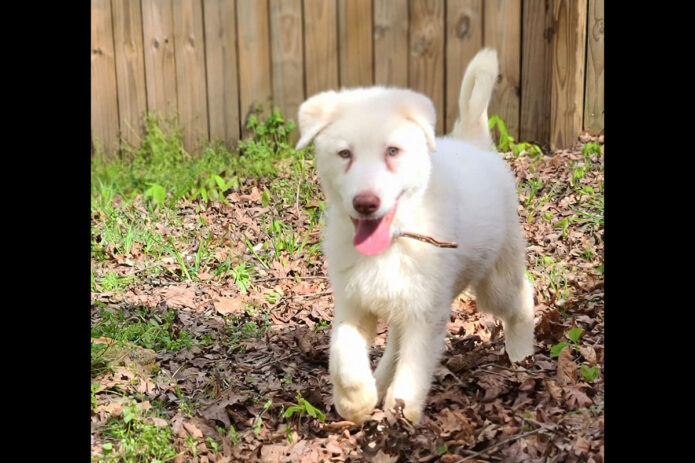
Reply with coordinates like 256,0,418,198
91,0,604,157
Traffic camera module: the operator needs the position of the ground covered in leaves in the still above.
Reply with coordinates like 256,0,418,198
91,115,604,462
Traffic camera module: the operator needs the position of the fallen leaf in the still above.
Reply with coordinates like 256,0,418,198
557,346,578,384
164,285,197,310
213,297,244,315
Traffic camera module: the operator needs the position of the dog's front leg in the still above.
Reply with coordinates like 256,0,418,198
382,310,448,423
329,304,378,424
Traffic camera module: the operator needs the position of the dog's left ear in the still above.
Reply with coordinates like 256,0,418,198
400,91,437,151
295,90,338,150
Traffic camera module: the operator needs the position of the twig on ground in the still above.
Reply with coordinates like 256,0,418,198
292,290,333,299
253,275,328,283
452,428,545,462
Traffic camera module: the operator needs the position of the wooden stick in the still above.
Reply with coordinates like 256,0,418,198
398,232,458,248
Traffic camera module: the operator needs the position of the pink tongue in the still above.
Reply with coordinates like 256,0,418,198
353,206,397,256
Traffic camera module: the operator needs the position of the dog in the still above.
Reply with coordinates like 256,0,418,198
295,49,535,424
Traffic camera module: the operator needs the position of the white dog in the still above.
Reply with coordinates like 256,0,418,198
295,49,535,424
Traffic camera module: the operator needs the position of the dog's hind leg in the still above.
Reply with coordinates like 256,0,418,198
329,304,379,424
374,323,400,402
473,229,535,362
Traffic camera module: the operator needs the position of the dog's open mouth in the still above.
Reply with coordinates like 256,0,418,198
351,201,398,256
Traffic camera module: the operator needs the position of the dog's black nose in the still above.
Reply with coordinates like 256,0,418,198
353,193,380,215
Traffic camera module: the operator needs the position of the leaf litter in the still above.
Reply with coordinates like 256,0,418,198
92,133,604,462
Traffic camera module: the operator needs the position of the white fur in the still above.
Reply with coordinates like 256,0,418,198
296,49,535,424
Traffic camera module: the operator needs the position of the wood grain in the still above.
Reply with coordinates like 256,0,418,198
520,0,553,145
338,0,373,87
237,0,273,135
583,0,604,134
550,0,587,149
484,0,521,139
173,0,209,154
204,0,241,146
409,0,445,134
303,0,339,97
142,0,178,117
374,0,408,88
445,0,482,134
91,0,120,157
112,0,148,148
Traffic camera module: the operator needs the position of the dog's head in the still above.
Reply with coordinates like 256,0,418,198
296,87,436,256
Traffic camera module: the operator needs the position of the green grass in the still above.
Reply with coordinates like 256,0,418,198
98,401,178,463
92,307,194,352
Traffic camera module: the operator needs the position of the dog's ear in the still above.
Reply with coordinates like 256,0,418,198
400,91,437,151
295,90,338,150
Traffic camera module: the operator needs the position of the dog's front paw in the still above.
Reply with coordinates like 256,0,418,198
383,385,424,423
332,377,378,424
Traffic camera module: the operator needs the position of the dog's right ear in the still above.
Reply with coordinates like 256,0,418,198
295,91,338,150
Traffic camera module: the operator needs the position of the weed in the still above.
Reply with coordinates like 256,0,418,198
100,401,177,463
252,398,273,435
488,115,543,157
282,391,326,442
92,307,194,352
550,327,598,382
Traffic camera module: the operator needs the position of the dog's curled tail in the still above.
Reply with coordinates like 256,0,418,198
450,48,499,151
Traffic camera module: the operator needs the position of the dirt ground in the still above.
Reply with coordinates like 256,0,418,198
91,135,604,462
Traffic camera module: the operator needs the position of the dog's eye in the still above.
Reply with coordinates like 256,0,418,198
338,149,351,159
387,147,400,157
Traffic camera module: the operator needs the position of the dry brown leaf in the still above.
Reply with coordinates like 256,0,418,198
164,285,197,309
557,346,578,385
213,297,244,315
578,345,597,365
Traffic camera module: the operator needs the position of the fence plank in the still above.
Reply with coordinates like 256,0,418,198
303,0,338,97
91,0,120,157
338,0,373,87
142,0,178,118
112,0,148,149
445,0,482,134
409,0,445,134
237,0,273,135
550,0,587,149
270,0,304,133
520,0,553,145
374,0,408,88
172,0,209,154
203,0,240,146
484,0,521,139
583,0,603,134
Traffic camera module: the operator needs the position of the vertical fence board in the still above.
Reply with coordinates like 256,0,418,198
237,0,273,135
91,0,120,157
409,0,445,134
550,0,587,149
112,0,148,148
484,0,521,139
270,0,305,134
338,0,373,87
374,0,408,88
303,0,339,97
172,0,209,154
583,0,603,134
520,0,553,145
204,0,240,145
142,0,178,118
93,2,604,152
445,0,482,134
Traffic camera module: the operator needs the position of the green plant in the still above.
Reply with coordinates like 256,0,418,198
252,399,273,435
92,307,194,352
100,401,177,463
582,141,602,162
231,262,252,294
282,391,326,442
550,327,598,382
488,115,543,157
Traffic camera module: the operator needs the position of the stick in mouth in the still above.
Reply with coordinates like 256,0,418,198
397,232,458,248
